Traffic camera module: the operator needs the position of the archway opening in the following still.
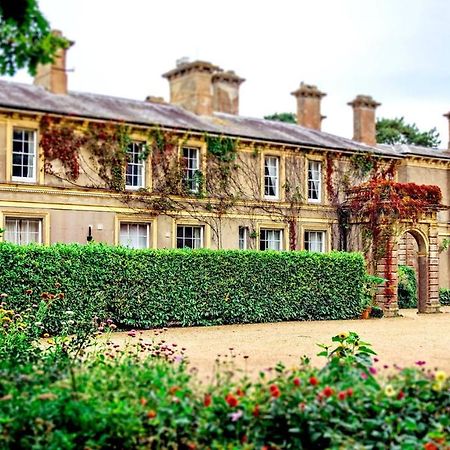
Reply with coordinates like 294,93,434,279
397,229,428,313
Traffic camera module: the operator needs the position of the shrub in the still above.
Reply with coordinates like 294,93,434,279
440,288,450,305
0,243,366,333
397,264,417,309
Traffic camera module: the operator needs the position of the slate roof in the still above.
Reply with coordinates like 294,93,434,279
0,80,446,159
377,143,450,161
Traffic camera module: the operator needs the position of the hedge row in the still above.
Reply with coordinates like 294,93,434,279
397,265,418,309
440,288,450,305
0,243,366,333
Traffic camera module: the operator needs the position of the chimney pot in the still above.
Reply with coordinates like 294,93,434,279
348,95,381,146
291,82,326,130
34,30,71,95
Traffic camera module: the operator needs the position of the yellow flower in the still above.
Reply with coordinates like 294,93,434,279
384,384,395,397
338,332,349,340
432,382,443,392
435,370,447,383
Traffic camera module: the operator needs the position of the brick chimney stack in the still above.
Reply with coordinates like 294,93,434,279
444,112,450,150
348,95,381,146
34,30,71,95
163,60,221,116
212,70,245,115
291,82,326,130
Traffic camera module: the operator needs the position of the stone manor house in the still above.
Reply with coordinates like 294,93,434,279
0,34,449,315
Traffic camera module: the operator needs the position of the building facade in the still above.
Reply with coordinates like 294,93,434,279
0,38,449,314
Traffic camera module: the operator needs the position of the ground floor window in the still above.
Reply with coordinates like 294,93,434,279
304,230,325,252
177,225,203,249
4,217,42,244
238,226,249,250
260,228,283,251
119,223,150,249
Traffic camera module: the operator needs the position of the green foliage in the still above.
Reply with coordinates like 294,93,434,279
376,117,441,148
0,243,366,333
263,112,297,124
398,265,418,309
369,306,384,318
206,134,237,162
439,288,450,306
0,328,448,449
0,0,69,76
349,153,376,178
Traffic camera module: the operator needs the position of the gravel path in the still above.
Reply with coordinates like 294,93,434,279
109,307,450,381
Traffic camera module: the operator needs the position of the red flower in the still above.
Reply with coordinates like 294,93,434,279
203,393,212,407
252,404,260,417
322,386,334,398
397,391,405,400
139,397,147,406
147,410,156,419
236,388,245,397
309,376,319,386
293,377,301,387
424,443,438,450
269,384,280,398
225,393,238,408
241,435,248,443
169,385,180,395
338,391,346,401
346,388,354,397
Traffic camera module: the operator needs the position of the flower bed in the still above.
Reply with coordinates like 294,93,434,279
0,303,448,449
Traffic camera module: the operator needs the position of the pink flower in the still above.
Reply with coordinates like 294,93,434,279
361,372,368,380
369,367,377,375
415,360,426,366
230,410,243,422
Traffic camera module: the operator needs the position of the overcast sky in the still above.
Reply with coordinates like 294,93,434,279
3,0,450,146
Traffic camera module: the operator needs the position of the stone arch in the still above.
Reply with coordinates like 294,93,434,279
376,221,441,317
398,228,429,312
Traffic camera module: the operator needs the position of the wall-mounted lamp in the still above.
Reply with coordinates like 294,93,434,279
87,226,93,243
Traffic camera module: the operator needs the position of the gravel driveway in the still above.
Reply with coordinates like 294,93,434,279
109,307,450,381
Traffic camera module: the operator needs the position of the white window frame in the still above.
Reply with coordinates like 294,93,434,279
176,225,204,249
259,228,283,251
4,217,42,245
125,141,146,190
264,156,279,199
307,160,322,203
119,223,150,249
238,226,249,250
12,128,37,182
182,146,200,193
304,230,325,253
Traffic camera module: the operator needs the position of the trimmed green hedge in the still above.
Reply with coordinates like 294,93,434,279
0,243,366,333
439,288,450,305
397,265,417,309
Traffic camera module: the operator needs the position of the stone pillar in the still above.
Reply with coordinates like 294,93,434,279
348,95,381,146
444,112,450,150
291,82,326,130
34,30,71,95
375,238,399,317
423,227,441,313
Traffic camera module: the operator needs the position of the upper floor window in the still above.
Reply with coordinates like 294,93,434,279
4,217,42,245
119,223,150,249
304,230,325,252
238,226,249,250
260,228,283,251
176,225,203,249
264,156,279,199
182,147,200,193
12,129,36,182
308,160,322,203
126,142,145,189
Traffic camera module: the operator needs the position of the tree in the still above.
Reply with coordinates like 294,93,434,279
0,0,68,75
376,117,440,148
263,112,297,124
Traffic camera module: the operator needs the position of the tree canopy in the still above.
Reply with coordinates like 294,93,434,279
0,0,68,75
263,112,297,124
376,117,440,148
